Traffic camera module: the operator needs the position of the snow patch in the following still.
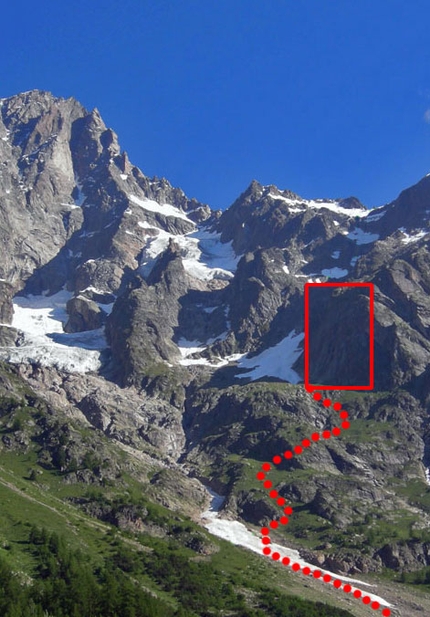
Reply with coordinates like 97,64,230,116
400,228,427,244
282,265,290,274
177,338,213,367
61,203,81,210
331,250,340,259
202,306,218,314
189,229,240,279
129,194,194,224
269,193,299,204
268,193,368,218
98,302,114,316
177,335,243,368
236,331,304,383
0,291,107,372
179,357,212,367
177,338,205,359
120,174,128,180
365,209,386,222
139,227,240,282
179,353,245,368
307,199,368,218
347,228,379,245
80,286,111,295
321,267,348,279
73,185,85,207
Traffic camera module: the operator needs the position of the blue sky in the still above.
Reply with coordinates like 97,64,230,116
3,0,430,209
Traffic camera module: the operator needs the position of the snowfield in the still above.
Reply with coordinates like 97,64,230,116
400,228,428,244
0,291,107,372
138,224,240,282
177,336,245,368
202,488,393,609
176,330,304,382
236,330,304,383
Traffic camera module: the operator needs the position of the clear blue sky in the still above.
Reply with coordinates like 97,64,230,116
3,0,430,210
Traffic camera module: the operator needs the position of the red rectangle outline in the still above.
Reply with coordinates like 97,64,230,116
304,282,374,391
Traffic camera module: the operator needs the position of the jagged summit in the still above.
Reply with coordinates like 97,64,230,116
0,89,430,392
0,90,430,392
239,179,302,203
0,90,212,298
1,88,76,104
240,179,367,214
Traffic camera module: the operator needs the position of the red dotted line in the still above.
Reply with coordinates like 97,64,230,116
255,391,391,617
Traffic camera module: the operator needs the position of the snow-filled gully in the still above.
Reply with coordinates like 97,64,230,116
201,488,393,610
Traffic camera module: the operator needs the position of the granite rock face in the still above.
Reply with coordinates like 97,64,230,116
0,90,210,309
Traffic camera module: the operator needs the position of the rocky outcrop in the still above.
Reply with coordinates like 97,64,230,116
0,281,14,324
106,245,187,383
64,296,106,332
13,363,186,460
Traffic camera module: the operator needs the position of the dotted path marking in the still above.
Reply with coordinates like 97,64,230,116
256,390,391,617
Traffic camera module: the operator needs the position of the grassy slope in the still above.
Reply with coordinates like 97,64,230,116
194,381,430,553
0,363,358,617
3,366,430,614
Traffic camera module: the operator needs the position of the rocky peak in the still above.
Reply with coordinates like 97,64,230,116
337,196,367,212
217,181,354,255
396,174,430,210
0,89,212,309
146,239,188,291
1,90,85,158
262,183,302,202
373,174,430,237
71,106,123,181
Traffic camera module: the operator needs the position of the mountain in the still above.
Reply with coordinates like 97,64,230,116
1,89,430,615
